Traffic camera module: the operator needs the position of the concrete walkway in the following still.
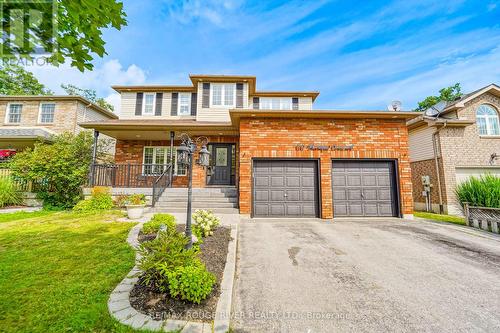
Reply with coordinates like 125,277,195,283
232,218,500,333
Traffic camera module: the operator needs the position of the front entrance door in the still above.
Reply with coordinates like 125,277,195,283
208,144,232,185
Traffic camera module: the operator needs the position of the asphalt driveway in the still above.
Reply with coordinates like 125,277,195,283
232,218,500,333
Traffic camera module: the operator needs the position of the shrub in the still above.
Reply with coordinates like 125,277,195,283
138,231,199,291
143,213,176,234
455,174,500,209
0,178,22,207
73,186,113,212
192,209,220,237
161,263,215,304
8,132,98,208
113,194,128,208
124,194,146,206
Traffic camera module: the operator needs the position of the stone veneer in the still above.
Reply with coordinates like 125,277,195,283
238,117,413,219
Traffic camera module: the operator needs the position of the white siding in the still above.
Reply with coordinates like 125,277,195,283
119,92,196,120
120,92,137,118
298,97,313,110
196,82,249,122
76,102,116,154
408,125,436,162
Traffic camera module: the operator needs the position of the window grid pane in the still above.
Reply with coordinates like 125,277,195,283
212,85,222,106
223,84,234,106
40,103,55,123
144,94,155,114
8,104,22,123
143,148,154,174
179,93,191,115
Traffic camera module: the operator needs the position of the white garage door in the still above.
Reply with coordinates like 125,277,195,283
455,167,500,184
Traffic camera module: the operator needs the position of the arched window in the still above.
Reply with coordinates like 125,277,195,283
476,104,500,136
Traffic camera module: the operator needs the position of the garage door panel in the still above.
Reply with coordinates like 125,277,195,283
253,160,319,217
286,190,300,201
332,160,396,217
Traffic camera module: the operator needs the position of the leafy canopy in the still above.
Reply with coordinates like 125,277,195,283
0,63,53,95
61,83,114,112
1,0,127,72
414,83,463,112
9,132,95,208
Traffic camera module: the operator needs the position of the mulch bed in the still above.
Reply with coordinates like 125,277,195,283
130,224,231,322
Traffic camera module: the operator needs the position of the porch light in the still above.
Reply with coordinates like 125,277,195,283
198,145,211,167
177,142,190,165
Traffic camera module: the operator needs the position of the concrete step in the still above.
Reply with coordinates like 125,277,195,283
154,201,238,208
151,207,240,214
157,197,238,203
163,187,237,194
160,193,237,199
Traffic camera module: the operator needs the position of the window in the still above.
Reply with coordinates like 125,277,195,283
39,103,55,123
259,97,292,110
178,92,191,115
6,104,22,123
142,146,187,176
211,83,235,107
142,93,156,115
476,104,500,136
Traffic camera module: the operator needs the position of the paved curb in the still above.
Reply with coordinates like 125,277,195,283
108,217,238,333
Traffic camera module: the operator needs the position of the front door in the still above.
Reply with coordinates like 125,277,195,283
209,144,232,185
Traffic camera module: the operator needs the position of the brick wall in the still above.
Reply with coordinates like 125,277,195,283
410,158,447,211
438,92,500,214
239,117,413,219
115,136,239,188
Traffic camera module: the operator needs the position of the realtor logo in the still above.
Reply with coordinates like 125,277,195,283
0,0,57,58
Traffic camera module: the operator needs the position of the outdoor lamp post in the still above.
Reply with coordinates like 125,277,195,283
177,133,210,248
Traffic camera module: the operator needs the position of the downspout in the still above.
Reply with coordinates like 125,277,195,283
432,121,447,214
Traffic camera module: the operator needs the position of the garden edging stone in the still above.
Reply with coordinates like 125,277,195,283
108,216,238,333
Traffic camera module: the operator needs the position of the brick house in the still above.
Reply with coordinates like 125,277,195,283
81,74,419,219
408,84,500,215
0,95,117,155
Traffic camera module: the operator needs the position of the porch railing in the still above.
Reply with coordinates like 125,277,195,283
464,203,500,234
89,163,173,188
152,165,172,207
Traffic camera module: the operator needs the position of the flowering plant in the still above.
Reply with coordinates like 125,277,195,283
192,209,220,237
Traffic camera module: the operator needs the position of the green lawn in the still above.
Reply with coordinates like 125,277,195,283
414,211,466,225
0,210,150,333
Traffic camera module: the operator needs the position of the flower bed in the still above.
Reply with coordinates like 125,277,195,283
130,212,231,322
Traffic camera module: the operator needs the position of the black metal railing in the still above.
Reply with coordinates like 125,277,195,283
152,165,172,207
89,163,173,188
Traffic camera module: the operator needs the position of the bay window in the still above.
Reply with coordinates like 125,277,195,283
211,83,235,107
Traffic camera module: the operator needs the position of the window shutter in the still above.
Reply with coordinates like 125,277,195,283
135,93,143,115
171,93,178,116
253,97,259,109
155,93,163,116
202,83,210,108
191,93,197,116
236,83,244,108
292,97,299,110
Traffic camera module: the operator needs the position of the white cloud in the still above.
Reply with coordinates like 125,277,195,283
27,59,147,113
166,0,244,26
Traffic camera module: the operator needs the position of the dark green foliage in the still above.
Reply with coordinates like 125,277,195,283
142,214,176,234
9,132,93,208
138,232,199,291
415,83,462,112
455,174,500,208
73,186,114,212
1,0,127,71
0,178,22,207
0,64,53,95
61,84,114,111
161,264,216,304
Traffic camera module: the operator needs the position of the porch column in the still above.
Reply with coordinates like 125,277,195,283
90,130,99,186
169,131,174,187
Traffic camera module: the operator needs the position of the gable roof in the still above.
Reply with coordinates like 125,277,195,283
443,83,500,112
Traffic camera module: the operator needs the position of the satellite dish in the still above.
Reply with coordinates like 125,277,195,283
388,100,402,111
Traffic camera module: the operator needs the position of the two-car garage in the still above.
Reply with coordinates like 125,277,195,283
252,159,400,218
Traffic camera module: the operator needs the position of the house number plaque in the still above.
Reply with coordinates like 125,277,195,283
295,144,354,151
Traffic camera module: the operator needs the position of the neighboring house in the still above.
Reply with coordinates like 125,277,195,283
0,95,118,154
80,74,419,219
408,84,500,215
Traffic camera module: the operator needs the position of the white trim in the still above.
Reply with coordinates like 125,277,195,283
5,103,23,124
142,146,187,176
38,102,56,124
178,92,191,116
210,83,236,108
447,84,500,109
142,93,156,115
476,104,500,136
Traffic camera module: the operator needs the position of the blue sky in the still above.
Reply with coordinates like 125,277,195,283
31,0,500,112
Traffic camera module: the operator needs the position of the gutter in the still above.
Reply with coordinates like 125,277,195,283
432,120,447,214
